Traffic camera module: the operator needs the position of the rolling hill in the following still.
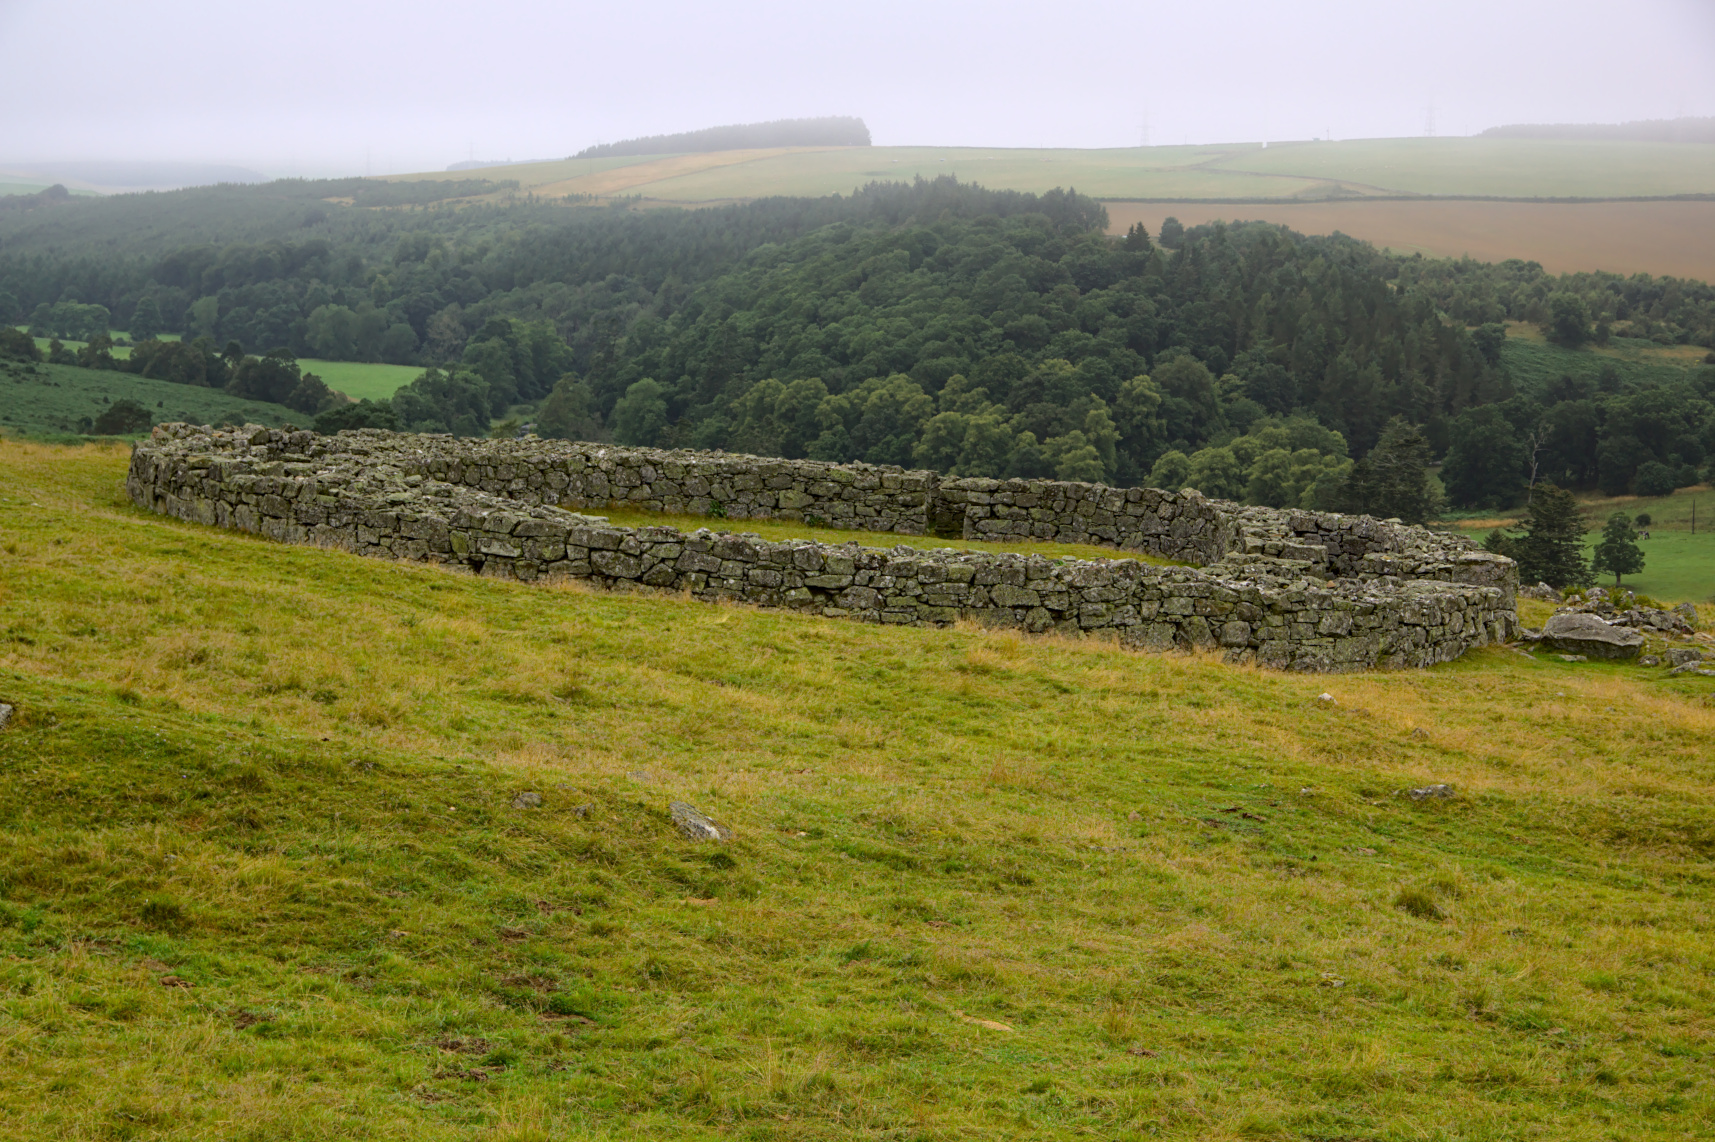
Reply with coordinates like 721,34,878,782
383,138,1715,279
1,441,1713,1139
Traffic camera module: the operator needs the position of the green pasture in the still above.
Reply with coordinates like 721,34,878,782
1582,529,1715,602
1216,137,1715,200
1498,328,1704,396
24,332,180,358
414,136,1715,204
16,335,418,402
0,360,298,438
297,358,423,401
1450,483,1715,603
628,146,1318,203
1,441,1714,1139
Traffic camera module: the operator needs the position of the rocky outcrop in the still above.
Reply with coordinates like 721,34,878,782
1539,612,1646,659
124,425,1521,673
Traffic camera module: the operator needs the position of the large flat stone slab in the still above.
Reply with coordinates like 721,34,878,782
1541,612,1645,660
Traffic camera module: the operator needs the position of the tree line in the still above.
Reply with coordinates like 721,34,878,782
4,174,1712,514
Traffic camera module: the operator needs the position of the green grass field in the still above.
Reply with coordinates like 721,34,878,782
296,359,423,401
14,332,418,406
1450,483,1715,603
1201,138,1715,200
1581,529,1715,603
2,441,1713,1139
1497,326,1708,396
390,137,1715,206
0,361,299,439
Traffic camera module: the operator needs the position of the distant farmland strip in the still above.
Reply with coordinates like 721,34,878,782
1103,199,1715,280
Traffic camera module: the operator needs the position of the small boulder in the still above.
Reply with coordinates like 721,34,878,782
1665,647,1706,667
1673,602,1700,628
1666,663,1715,678
1639,656,1661,667
1406,783,1454,801
510,791,543,809
1554,654,1588,663
670,801,732,842
0,703,12,730
1540,612,1645,660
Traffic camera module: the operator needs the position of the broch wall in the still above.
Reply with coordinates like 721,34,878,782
126,425,1519,673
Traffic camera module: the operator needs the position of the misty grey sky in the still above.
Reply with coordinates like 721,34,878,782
3,0,1713,177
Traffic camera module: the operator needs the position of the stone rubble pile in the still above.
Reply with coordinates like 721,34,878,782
1554,587,1698,636
126,425,1523,673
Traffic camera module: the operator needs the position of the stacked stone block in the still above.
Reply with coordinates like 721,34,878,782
126,425,1519,673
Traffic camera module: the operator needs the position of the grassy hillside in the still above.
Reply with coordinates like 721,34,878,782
0,361,300,439
388,138,1715,205
1497,326,1708,396
19,334,420,405
1199,138,1715,200
2,441,1713,1140
378,139,1715,280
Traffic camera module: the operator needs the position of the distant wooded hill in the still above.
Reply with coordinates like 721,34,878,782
1481,117,1715,143
573,116,871,159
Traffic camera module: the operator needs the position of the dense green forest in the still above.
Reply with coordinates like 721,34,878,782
4,174,1712,510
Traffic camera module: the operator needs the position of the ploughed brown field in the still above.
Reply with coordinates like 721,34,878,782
1104,199,1715,280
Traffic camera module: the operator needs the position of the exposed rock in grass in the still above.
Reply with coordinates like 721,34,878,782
1540,612,1645,660
0,703,12,730
1665,647,1706,667
1406,783,1455,800
670,801,732,842
510,791,542,809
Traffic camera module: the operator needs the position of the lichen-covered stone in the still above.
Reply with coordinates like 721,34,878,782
125,425,1521,673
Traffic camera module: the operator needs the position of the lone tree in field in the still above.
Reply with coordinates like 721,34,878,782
1590,511,1645,587
91,398,153,436
1490,482,1593,589
1342,417,1440,524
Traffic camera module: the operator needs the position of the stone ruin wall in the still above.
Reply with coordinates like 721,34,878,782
125,425,1520,673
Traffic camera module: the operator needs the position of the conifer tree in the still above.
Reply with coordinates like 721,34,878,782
1342,417,1440,524
1502,482,1593,589
1590,511,1645,587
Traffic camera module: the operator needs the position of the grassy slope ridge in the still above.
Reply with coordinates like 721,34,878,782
1,444,1713,1140
1,361,301,438
390,138,1715,204
23,333,423,406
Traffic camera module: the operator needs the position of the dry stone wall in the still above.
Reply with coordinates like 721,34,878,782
126,425,1519,672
